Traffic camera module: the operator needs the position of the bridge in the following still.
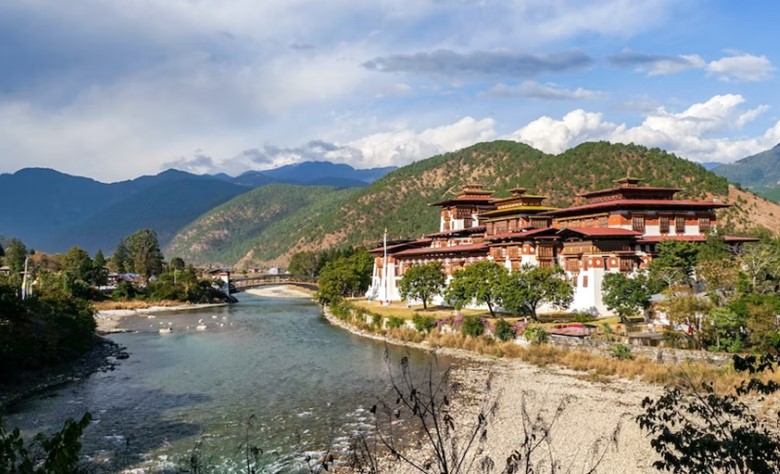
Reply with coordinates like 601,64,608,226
229,274,318,293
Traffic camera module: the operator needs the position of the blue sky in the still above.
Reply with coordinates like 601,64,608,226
1,0,779,181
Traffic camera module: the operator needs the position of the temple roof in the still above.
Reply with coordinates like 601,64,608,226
487,227,559,242
540,199,730,218
368,238,432,255
557,227,643,239
637,235,759,244
393,242,487,257
425,225,486,238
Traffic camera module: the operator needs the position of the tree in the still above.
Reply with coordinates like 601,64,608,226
169,256,186,271
649,240,700,287
4,238,28,273
124,229,164,280
736,241,780,295
288,251,321,278
60,246,93,283
499,264,573,321
316,250,374,304
92,250,108,286
660,287,712,348
398,261,446,310
601,271,653,323
446,261,506,317
111,238,129,273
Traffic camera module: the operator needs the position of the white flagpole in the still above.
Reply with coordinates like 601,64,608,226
21,256,29,300
383,228,388,303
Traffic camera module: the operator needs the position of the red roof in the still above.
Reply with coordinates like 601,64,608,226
487,227,558,241
425,226,486,238
368,239,432,254
559,227,643,237
540,199,730,217
637,235,759,243
579,186,680,198
429,196,497,206
393,242,487,257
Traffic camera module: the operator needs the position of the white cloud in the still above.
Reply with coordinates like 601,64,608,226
706,53,775,82
509,110,617,154
481,81,604,100
348,117,497,167
507,94,779,163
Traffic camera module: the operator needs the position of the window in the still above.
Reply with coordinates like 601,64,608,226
699,218,710,233
582,275,588,288
660,216,669,234
675,216,685,234
632,216,645,233
599,216,608,228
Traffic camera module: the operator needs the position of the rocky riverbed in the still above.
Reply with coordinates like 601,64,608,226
321,304,662,473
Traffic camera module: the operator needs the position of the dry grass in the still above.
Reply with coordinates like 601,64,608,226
335,301,780,395
92,300,198,311
425,329,780,394
349,298,490,320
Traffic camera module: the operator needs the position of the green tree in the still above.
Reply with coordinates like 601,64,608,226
288,251,321,278
111,238,129,273
499,264,573,321
649,240,700,286
60,246,93,283
124,229,164,280
446,261,507,317
5,238,28,273
169,256,186,271
601,272,653,323
92,250,108,286
398,261,446,310
316,249,374,304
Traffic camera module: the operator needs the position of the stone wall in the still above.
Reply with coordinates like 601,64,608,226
549,335,733,366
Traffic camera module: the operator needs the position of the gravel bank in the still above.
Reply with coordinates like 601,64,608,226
322,306,661,473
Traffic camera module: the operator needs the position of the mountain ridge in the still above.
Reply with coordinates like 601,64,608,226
169,140,778,268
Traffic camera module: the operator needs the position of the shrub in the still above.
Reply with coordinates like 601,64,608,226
386,316,405,329
372,313,382,328
461,315,484,337
608,343,634,360
494,318,515,342
412,313,437,333
573,312,596,323
524,325,549,344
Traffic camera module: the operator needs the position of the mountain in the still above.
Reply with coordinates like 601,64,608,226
54,175,248,253
164,184,357,266
0,168,124,250
259,161,396,185
712,144,780,200
170,140,780,268
700,162,723,171
0,168,248,253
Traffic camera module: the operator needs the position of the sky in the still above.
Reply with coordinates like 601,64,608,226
2,0,780,182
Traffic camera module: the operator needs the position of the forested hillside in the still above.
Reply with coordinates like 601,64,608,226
169,140,773,268
713,144,780,201
164,184,358,266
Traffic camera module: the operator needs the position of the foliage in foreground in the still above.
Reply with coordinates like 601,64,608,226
0,279,96,381
0,413,92,474
638,353,780,474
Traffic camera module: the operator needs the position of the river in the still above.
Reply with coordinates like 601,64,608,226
4,291,446,473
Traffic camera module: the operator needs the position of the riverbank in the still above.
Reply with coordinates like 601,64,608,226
245,285,315,298
0,337,128,412
321,305,662,472
95,302,228,333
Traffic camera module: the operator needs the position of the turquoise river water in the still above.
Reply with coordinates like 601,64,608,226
4,291,445,473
